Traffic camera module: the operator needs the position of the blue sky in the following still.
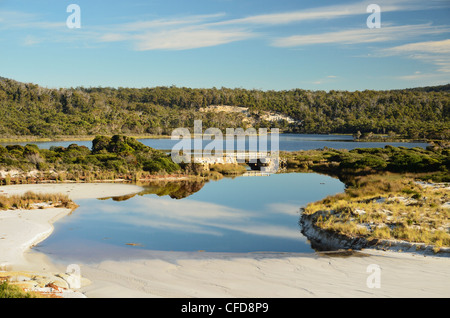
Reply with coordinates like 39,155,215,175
0,0,449,91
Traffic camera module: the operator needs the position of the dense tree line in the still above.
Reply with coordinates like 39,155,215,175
0,78,448,139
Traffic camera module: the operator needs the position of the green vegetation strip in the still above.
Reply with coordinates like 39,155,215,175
0,78,448,139
0,281,42,298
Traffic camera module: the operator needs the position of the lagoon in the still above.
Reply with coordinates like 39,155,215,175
33,172,345,264
1,134,429,151
6,134,429,264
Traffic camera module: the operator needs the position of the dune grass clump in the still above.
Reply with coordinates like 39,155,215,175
209,163,247,175
0,281,42,298
0,191,76,210
302,173,450,249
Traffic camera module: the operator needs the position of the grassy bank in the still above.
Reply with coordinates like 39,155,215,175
0,191,77,210
302,174,450,251
281,143,450,252
0,281,43,298
209,163,248,175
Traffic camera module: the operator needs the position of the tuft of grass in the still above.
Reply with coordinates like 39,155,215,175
371,226,392,240
209,163,247,175
200,170,224,181
0,281,42,298
303,173,450,248
0,191,77,210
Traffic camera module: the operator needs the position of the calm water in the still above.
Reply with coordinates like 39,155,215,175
17,134,427,263
1,134,429,151
34,173,345,264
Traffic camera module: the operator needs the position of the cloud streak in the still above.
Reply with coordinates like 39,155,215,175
106,0,449,51
209,0,447,27
96,13,255,50
98,0,449,51
384,38,450,56
133,28,255,51
1,0,448,52
272,24,450,47
383,39,450,81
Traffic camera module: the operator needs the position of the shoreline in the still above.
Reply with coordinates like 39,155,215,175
1,182,449,298
0,134,172,143
0,133,433,145
300,212,450,257
0,207,73,269
0,183,145,297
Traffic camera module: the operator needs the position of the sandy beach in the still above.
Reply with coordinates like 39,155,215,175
1,182,449,298
76,249,450,298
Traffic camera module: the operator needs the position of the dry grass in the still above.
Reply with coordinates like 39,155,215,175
0,281,43,298
200,170,224,181
209,163,247,175
0,191,77,210
303,173,450,247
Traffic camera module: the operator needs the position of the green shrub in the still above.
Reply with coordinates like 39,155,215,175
92,135,111,153
143,157,180,173
0,281,42,298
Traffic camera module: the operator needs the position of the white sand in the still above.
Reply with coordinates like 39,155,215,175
0,207,72,268
1,182,450,298
0,183,144,269
76,249,450,298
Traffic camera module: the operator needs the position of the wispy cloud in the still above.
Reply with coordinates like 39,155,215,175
1,0,448,52
386,39,450,73
120,13,226,31
133,28,254,51
397,72,440,81
23,35,40,46
102,0,449,51
0,10,65,30
383,39,450,81
384,38,450,56
209,0,446,26
305,75,340,86
97,13,255,50
272,23,450,47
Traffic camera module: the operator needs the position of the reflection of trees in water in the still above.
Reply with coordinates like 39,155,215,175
101,180,206,202
141,180,206,199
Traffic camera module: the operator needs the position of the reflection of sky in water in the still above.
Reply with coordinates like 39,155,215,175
35,173,345,263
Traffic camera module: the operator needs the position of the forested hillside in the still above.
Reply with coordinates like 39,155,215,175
0,77,448,139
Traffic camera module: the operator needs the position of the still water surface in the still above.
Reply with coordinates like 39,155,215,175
28,134,427,263
2,134,429,151
34,173,345,263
